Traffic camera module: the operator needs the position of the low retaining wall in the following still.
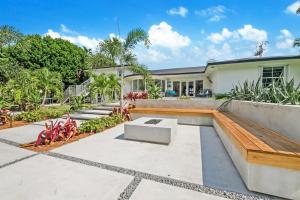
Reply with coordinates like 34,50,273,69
135,99,225,110
225,100,300,144
213,119,300,199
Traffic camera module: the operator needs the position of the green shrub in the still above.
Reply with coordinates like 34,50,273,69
78,114,123,134
228,78,300,105
214,93,230,100
16,105,70,122
148,84,161,99
179,96,191,100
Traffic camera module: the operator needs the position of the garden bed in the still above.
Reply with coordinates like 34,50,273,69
0,121,31,130
21,132,94,152
21,114,125,152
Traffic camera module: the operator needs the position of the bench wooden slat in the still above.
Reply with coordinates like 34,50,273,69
129,107,214,116
224,113,300,156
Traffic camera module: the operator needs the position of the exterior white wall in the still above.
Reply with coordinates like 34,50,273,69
135,99,225,109
207,58,300,94
226,100,300,144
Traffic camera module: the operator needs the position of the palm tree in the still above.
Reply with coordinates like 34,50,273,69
128,64,152,91
297,7,300,14
34,68,63,105
98,28,150,107
89,73,109,103
107,74,121,101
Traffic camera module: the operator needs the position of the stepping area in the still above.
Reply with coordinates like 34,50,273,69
0,154,133,200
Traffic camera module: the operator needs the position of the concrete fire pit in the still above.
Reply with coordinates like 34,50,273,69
124,117,177,144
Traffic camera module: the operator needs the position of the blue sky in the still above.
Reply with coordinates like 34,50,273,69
1,0,300,69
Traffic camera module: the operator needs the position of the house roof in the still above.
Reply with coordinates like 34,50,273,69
122,55,300,78
150,66,206,75
206,55,300,66
125,66,206,77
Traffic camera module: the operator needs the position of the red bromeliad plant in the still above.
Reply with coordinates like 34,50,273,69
112,107,131,121
123,91,148,101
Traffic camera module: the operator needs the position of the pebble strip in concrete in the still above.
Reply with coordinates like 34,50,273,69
0,154,38,169
0,138,20,147
118,176,142,200
45,152,272,200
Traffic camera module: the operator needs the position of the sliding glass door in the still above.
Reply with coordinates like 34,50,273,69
173,81,180,97
188,81,194,96
181,82,187,96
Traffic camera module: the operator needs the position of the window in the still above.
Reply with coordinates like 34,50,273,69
195,80,203,97
138,79,145,91
132,79,145,91
262,67,284,87
132,80,138,91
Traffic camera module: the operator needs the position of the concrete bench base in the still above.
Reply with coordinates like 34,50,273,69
124,117,177,144
213,119,300,199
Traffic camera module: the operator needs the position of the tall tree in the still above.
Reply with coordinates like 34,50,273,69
34,68,63,105
0,25,23,47
98,28,150,107
2,35,88,85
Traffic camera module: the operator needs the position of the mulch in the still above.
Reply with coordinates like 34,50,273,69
0,121,31,130
21,132,94,152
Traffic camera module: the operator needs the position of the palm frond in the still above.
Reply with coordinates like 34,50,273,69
124,28,150,50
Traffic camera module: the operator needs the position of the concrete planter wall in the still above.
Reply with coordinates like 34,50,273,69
226,100,300,144
135,99,225,110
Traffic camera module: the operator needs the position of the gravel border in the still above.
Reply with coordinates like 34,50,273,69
118,176,142,200
45,152,273,200
0,154,38,169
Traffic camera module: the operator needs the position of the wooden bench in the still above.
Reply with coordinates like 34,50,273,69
213,112,300,171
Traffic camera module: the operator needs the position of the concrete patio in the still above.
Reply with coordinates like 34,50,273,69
0,122,275,200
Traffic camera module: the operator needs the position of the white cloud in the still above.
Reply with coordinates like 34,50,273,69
167,6,188,17
286,1,300,14
45,27,101,50
136,49,169,63
148,21,191,49
206,43,233,59
195,5,227,22
207,28,233,43
238,25,267,42
276,29,294,49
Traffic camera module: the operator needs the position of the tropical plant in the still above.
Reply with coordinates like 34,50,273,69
89,73,109,103
129,64,152,91
107,73,121,101
78,114,124,134
227,78,300,105
70,95,85,111
123,91,148,101
254,41,268,57
148,84,162,99
97,28,150,107
0,25,23,47
34,68,63,105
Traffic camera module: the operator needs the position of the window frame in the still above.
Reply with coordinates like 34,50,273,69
261,66,285,87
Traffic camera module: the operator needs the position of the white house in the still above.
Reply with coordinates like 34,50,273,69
94,55,300,97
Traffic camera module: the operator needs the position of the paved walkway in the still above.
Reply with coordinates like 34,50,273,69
0,122,273,200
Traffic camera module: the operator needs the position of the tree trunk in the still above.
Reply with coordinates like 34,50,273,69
120,68,124,109
42,90,47,105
